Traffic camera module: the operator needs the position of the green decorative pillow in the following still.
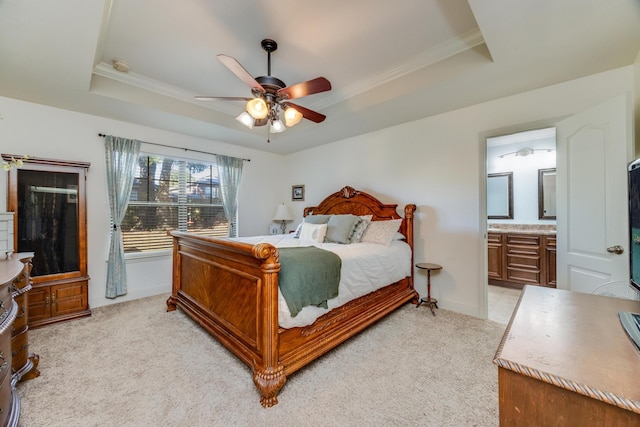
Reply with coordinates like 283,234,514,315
325,214,360,244
304,215,332,224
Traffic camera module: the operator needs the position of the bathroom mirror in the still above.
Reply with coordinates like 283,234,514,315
487,172,513,219
538,168,556,219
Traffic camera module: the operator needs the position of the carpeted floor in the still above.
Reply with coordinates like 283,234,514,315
16,294,506,427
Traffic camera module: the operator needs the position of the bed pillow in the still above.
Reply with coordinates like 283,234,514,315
349,215,373,243
361,219,402,246
298,223,327,243
325,214,360,244
303,214,332,224
294,215,331,238
393,231,406,240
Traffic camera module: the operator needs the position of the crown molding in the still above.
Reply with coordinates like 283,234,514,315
91,28,485,114
313,28,486,109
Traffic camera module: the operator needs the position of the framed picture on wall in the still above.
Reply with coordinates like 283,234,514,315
292,185,305,201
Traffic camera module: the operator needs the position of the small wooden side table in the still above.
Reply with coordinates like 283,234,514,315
416,263,443,316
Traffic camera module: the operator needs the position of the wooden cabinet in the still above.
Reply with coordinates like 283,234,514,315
487,233,504,280
505,234,541,284
27,278,88,325
5,156,91,328
488,231,556,288
543,235,556,287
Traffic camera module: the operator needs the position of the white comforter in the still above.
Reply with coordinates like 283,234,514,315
234,234,412,328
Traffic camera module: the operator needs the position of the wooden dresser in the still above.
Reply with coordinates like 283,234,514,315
0,257,24,426
9,253,39,381
494,286,640,425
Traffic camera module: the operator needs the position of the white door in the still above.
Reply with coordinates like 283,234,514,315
556,94,633,294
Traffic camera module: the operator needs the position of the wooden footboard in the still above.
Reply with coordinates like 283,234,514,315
166,233,285,406
167,186,417,407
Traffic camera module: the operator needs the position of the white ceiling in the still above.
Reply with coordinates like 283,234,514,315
1,0,639,155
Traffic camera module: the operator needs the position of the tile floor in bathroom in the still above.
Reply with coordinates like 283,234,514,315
488,284,522,324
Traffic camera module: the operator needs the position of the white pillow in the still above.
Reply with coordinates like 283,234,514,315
361,219,402,246
298,223,328,243
393,232,406,240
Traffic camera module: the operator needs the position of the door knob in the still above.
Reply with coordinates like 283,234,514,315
606,245,624,254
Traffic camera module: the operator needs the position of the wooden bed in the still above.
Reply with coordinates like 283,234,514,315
166,186,418,407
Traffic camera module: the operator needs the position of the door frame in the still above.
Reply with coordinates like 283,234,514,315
480,119,562,320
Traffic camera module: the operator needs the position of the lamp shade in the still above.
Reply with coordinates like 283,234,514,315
235,112,254,129
246,97,268,119
269,119,286,133
284,106,303,127
273,203,293,221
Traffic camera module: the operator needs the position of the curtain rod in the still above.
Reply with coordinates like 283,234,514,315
97,133,250,162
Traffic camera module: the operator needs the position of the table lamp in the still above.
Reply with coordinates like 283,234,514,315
273,203,293,234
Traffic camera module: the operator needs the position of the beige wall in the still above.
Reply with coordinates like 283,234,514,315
1,64,635,316
285,65,635,317
0,96,286,309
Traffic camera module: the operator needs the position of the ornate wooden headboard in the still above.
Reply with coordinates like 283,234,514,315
303,185,416,252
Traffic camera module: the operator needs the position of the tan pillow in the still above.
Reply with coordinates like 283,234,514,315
361,219,402,246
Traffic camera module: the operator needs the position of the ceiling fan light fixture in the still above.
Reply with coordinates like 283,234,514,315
246,97,268,119
236,112,254,129
284,106,303,127
270,119,285,133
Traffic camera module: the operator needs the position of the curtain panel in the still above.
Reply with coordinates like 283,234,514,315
104,135,141,298
216,155,243,237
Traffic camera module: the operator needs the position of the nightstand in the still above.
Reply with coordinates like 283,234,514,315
416,263,443,316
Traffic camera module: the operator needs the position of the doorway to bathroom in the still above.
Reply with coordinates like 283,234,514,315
486,127,557,323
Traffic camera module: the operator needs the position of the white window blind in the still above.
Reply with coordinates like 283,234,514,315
122,154,232,253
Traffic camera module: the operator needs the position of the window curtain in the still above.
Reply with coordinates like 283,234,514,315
216,155,243,237
104,135,141,298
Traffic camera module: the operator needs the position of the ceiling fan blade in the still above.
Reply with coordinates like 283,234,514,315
283,102,326,123
217,54,265,92
277,77,331,100
195,96,252,101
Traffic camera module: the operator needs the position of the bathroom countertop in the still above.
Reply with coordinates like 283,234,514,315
488,224,556,235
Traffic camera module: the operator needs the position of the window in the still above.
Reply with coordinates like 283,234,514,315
122,154,232,253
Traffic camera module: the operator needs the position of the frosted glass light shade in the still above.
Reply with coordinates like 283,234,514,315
236,112,254,129
284,106,303,127
246,97,268,119
270,119,285,133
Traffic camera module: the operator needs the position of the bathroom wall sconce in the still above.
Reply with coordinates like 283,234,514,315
498,147,555,159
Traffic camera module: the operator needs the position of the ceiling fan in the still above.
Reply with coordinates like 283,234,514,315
195,39,331,137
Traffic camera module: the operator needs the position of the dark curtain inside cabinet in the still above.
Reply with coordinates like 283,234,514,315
16,170,80,277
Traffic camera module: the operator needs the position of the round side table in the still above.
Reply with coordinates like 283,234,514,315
416,263,443,316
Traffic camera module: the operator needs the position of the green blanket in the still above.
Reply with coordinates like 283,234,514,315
278,246,341,317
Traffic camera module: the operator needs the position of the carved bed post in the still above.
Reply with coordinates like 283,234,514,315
252,244,286,407
404,204,417,296
166,232,179,311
